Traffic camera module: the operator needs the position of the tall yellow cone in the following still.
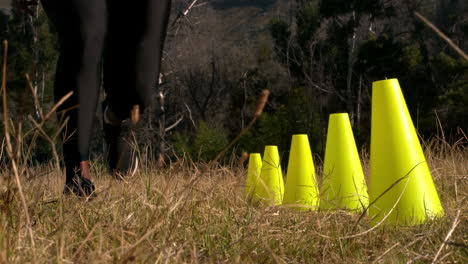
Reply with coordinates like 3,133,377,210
320,113,368,212
283,135,319,210
257,146,284,205
245,153,262,200
370,78,443,225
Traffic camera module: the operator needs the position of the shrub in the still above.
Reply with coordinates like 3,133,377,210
173,121,229,162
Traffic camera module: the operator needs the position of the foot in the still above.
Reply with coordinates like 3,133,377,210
63,161,96,197
102,100,138,178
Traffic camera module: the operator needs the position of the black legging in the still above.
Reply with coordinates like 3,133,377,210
41,0,171,176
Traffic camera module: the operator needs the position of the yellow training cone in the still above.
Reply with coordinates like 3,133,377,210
283,135,319,210
257,146,284,205
370,78,443,225
320,113,368,212
245,153,262,200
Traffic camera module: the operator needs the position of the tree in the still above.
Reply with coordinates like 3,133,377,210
268,0,467,144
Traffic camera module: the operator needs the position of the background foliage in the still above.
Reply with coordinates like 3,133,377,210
0,0,466,163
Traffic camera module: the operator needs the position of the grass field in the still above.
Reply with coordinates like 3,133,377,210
0,138,466,263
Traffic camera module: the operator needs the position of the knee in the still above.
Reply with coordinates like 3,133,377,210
60,26,106,66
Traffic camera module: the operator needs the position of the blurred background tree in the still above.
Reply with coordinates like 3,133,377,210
0,2,58,163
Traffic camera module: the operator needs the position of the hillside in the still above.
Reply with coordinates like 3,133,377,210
0,0,284,40
211,0,278,10
185,0,287,42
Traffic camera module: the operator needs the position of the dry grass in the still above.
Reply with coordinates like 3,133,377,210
0,141,466,263
0,36,466,263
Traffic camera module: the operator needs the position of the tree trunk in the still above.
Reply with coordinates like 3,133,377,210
346,11,357,126
156,90,166,167
356,75,362,138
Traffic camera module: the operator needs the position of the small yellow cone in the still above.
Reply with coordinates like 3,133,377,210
257,146,284,206
245,153,262,200
370,78,444,225
283,135,319,210
320,113,368,212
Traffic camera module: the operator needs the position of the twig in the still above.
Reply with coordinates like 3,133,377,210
165,116,184,132
179,90,269,195
22,92,73,138
25,73,43,119
182,0,199,16
373,242,400,263
119,220,165,263
414,12,468,61
44,91,73,120
72,224,98,260
432,210,461,264
15,122,22,160
209,89,269,166
0,138,5,161
23,74,72,170
184,102,196,129
22,76,74,169
170,0,200,30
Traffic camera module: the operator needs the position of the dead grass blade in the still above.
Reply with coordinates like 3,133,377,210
432,210,462,264
352,161,425,230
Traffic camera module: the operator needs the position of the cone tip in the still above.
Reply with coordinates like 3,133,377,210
329,113,349,118
264,145,279,155
292,134,308,138
329,113,351,125
372,78,399,86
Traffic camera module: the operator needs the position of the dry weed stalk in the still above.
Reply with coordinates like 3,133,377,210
210,89,269,165
1,35,76,260
1,40,36,260
23,73,73,170
178,89,269,196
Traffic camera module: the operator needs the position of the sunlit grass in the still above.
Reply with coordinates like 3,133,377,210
0,141,466,263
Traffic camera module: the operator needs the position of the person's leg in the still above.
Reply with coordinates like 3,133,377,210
41,0,106,194
104,0,171,119
103,0,171,174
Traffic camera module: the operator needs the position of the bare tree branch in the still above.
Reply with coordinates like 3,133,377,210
165,116,184,132
415,12,468,61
